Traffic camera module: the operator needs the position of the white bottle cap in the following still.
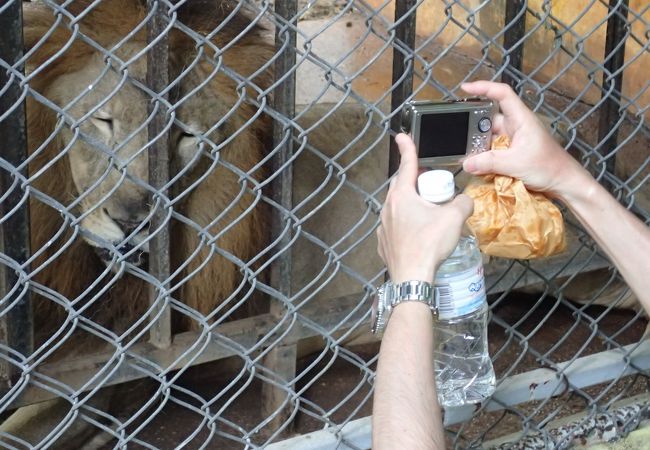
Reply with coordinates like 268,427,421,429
417,170,455,203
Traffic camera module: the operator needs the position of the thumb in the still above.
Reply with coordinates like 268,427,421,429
394,133,419,189
450,194,474,222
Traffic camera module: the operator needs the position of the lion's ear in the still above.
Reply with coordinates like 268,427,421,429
22,2,56,52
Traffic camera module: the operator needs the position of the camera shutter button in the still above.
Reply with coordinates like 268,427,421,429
478,117,492,133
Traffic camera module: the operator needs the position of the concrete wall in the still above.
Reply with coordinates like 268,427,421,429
354,0,648,112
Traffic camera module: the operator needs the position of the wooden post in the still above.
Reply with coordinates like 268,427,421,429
261,0,299,433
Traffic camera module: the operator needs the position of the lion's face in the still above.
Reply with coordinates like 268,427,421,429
51,50,212,268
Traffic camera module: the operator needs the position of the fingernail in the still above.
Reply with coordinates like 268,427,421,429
463,158,476,172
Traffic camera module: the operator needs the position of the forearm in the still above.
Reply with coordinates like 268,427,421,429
372,302,445,450
559,171,650,310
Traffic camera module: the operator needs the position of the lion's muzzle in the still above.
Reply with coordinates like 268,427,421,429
80,210,150,270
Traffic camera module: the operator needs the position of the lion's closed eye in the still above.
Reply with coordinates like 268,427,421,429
178,130,195,146
176,130,200,169
90,111,113,137
174,124,223,174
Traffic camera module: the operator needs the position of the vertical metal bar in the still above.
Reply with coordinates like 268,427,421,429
146,0,172,349
501,0,527,88
597,0,629,176
388,0,417,176
0,0,33,386
261,0,298,430
270,0,296,294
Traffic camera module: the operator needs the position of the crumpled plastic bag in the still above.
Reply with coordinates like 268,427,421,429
463,135,566,259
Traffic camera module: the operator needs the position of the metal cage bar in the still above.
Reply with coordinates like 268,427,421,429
388,0,417,176
597,0,630,177
146,0,172,349
0,0,33,388
261,0,300,431
501,0,527,88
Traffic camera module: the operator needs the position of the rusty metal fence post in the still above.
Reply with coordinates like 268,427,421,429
501,0,527,89
146,0,172,349
388,0,417,176
0,0,33,389
597,0,630,180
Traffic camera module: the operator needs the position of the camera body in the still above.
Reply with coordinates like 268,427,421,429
400,98,497,165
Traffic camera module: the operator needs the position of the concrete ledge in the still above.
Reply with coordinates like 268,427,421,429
587,425,650,450
484,393,650,449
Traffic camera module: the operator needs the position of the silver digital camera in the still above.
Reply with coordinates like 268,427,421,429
400,98,497,165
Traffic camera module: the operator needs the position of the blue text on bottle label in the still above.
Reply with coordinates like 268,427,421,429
435,263,486,320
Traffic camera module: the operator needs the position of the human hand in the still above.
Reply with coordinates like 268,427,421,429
377,134,474,284
461,81,590,200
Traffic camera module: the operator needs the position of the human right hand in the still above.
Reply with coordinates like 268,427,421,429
461,81,591,201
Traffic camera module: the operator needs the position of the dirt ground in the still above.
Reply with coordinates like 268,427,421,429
104,290,647,450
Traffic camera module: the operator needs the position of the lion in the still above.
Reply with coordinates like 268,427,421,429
2,0,274,447
24,0,274,344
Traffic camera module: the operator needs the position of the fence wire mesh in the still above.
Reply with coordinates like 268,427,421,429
0,0,648,448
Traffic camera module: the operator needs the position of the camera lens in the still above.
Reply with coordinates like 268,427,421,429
478,117,491,133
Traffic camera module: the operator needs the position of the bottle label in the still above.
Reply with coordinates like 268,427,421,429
435,263,486,320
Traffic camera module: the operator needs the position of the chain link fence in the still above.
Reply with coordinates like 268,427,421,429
0,0,648,448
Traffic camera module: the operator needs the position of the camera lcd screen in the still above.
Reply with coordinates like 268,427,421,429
417,112,469,158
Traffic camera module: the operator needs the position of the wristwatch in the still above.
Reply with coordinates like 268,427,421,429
371,280,437,335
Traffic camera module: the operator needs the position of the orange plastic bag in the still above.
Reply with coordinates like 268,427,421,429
463,135,566,259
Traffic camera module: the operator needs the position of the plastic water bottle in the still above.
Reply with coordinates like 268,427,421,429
417,170,495,408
